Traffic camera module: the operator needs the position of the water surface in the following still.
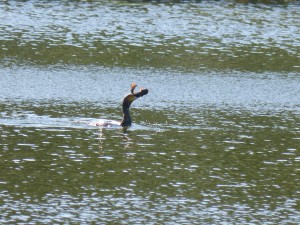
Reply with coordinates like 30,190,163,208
1,66,299,224
0,0,299,71
0,0,300,224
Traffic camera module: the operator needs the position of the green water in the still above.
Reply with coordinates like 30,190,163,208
1,0,300,224
1,0,299,71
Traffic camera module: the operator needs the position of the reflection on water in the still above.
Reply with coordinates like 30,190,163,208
0,65,300,223
0,105,299,223
0,66,299,111
0,0,300,223
0,0,299,71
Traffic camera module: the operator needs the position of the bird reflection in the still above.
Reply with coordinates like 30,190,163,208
97,127,133,152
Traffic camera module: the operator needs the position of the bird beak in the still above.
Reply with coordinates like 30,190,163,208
130,82,149,98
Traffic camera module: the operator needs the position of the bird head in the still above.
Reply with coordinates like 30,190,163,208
123,83,148,106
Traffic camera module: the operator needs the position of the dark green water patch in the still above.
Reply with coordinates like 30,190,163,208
0,101,299,223
1,0,299,72
1,40,299,72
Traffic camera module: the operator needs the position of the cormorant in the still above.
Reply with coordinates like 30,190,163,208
89,83,148,128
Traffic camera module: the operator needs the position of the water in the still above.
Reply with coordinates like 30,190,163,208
1,0,300,224
1,0,299,71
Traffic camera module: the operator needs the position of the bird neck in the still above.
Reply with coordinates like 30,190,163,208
121,105,132,127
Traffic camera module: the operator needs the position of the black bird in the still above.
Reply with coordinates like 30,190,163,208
89,83,148,128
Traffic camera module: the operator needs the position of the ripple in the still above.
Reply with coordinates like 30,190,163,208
0,1,299,71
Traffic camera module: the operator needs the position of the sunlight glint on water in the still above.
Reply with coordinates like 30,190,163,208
0,0,300,224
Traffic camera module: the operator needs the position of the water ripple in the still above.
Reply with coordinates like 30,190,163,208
0,1,299,70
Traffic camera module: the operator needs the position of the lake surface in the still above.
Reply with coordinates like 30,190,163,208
0,0,300,224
